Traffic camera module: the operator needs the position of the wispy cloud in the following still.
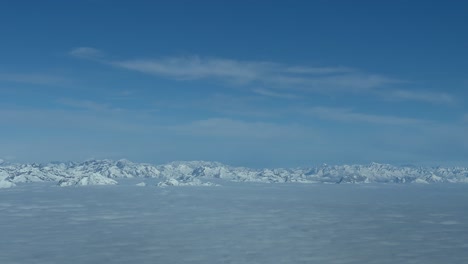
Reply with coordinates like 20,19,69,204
269,73,401,92
383,90,456,105
0,106,155,133
56,98,119,112
70,47,104,59
69,47,456,105
107,90,138,101
112,56,399,91
284,66,356,74
253,88,299,99
171,118,312,139
0,73,68,85
70,47,399,91
306,106,428,125
112,56,275,85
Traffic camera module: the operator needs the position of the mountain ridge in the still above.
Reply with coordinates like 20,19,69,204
1,159,467,188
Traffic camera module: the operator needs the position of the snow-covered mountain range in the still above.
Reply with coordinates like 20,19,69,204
1,159,468,188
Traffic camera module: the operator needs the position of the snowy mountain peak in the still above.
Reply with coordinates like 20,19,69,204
58,173,118,187
1,159,467,188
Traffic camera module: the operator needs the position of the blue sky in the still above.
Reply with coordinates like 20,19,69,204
1,0,467,167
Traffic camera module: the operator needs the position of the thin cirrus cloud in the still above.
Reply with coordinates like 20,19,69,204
252,88,299,99
284,66,356,74
114,57,269,83
69,47,104,59
0,73,68,85
383,90,456,105
69,47,453,104
306,106,428,126
111,57,398,92
170,118,312,139
0,106,155,133
56,98,117,112
268,73,401,92
69,47,396,90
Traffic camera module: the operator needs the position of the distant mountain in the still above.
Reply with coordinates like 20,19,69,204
57,173,118,187
0,159,467,188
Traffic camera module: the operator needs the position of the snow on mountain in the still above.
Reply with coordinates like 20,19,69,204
65,159,161,179
0,159,467,188
0,163,65,183
0,169,9,181
157,178,219,187
304,163,468,184
57,173,118,187
156,161,307,183
0,180,16,189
